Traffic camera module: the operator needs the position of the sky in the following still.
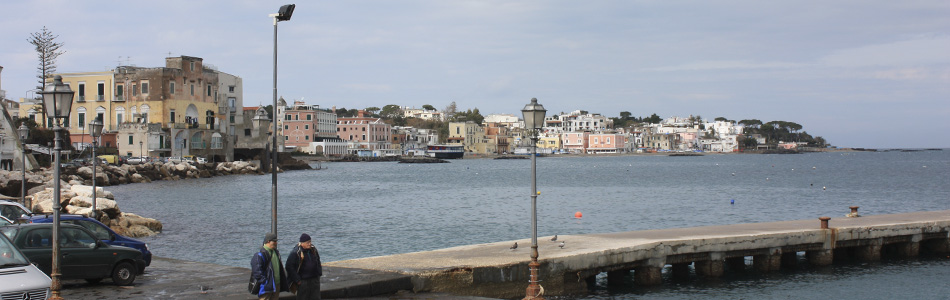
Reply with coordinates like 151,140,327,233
0,1,948,148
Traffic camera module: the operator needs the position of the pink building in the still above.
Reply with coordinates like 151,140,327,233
562,132,589,154
337,110,392,150
587,133,626,154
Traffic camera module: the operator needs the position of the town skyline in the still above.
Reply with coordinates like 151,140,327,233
1,1,947,148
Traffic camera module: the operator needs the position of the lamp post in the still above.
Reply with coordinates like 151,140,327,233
18,124,29,208
521,98,546,300
140,140,144,157
89,118,103,220
39,75,74,300
269,3,294,236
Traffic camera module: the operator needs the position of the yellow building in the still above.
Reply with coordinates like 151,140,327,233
538,135,561,150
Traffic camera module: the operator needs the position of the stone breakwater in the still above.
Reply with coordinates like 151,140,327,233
30,184,163,238
0,161,265,238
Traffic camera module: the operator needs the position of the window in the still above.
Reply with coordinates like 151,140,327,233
285,115,291,120
116,85,124,100
304,125,309,130
141,82,149,94
170,110,176,123
228,85,235,92
284,125,288,130
170,82,175,94
306,115,312,120
207,85,212,96
190,61,195,71
132,84,138,96
97,82,105,101
305,136,309,141
129,136,134,145
77,83,86,101
244,129,251,136
77,113,85,130
230,115,234,123
190,84,195,96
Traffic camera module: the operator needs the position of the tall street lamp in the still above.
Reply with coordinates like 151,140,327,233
89,118,104,220
140,140,144,157
40,75,74,300
521,98,546,300
18,124,29,208
269,3,294,236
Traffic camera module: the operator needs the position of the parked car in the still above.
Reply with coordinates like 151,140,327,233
0,200,32,224
29,214,152,266
0,215,12,226
0,223,145,285
127,156,149,165
166,156,189,164
0,231,51,299
195,157,208,164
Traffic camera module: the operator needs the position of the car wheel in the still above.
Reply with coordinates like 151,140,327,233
112,262,137,286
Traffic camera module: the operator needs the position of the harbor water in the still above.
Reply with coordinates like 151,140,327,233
109,150,950,299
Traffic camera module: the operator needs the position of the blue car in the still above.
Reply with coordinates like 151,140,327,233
28,214,152,266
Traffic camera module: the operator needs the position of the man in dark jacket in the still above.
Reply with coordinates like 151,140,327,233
252,233,289,300
285,233,323,299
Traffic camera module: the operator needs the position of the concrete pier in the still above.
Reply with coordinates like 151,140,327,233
327,210,950,298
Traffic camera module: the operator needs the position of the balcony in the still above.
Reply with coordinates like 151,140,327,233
113,95,125,102
77,95,86,102
97,95,105,101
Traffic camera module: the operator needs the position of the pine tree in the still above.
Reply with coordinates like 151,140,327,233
28,26,66,123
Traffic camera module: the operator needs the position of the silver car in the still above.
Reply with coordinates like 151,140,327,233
0,200,32,223
0,231,50,299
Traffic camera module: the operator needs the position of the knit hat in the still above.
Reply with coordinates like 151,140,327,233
264,233,278,243
299,233,311,243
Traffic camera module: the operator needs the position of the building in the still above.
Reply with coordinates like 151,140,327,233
30,56,249,162
448,121,483,153
282,100,338,151
587,133,627,154
337,110,392,151
562,132,589,154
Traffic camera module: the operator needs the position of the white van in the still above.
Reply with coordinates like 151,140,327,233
0,233,50,299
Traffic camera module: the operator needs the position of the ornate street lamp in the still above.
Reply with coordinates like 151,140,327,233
268,3,295,236
18,124,29,208
39,75,74,300
89,118,104,220
521,98,546,300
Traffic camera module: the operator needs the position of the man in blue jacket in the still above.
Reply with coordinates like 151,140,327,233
252,233,288,300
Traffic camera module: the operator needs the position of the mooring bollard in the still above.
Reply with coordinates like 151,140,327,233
820,216,831,229
850,206,859,214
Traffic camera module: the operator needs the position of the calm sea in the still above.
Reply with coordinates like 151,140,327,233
110,150,950,299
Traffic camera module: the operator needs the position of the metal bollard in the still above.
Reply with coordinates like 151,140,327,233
820,216,831,229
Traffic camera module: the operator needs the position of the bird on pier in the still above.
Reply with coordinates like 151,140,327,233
510,242,518,250
559,241,565,249
550,235,558,242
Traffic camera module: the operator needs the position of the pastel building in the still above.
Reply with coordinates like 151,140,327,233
587,133,626,154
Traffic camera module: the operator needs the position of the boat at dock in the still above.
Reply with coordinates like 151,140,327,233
426,145,464,159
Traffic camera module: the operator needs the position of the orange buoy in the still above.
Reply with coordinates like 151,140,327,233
574,211,583,218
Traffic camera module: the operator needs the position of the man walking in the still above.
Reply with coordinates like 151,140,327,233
251,233,288,300
286,233,323,299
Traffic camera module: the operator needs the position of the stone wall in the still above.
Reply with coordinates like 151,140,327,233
30,184,163,238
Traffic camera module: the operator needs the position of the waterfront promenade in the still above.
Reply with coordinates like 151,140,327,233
54,210,949,299
327,210,950,298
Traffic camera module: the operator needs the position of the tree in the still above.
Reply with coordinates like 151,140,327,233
619,111,632,119
364,107,380,116
738,119,762,128
422,104,436,111
645,113,662,124
380,104,402,119
715,117,728,122
28,26,66,122
444,102,457,119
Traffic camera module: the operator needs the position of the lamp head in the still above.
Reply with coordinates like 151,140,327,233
40,75,74,119
276,4,295,21
521,98,547,131
89,118,104,138
17,124,30,140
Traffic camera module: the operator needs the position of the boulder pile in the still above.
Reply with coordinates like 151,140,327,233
30,184,163,238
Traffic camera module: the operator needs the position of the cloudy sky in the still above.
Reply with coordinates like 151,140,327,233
1,1,947,148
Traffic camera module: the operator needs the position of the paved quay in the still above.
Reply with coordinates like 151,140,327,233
327,210,950,298
60,257,496,299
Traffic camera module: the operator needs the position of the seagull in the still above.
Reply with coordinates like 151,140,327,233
550,235,558,242
510,242,518,250
198,285,212,294
559,241,565,249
